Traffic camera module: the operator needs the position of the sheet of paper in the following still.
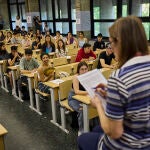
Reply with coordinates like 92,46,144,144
50,79,64,84
77,69,107,109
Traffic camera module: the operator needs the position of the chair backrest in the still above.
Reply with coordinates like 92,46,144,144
67,48,79,56
92,59,99,70
52,57,68,67
15,65,21,79
70,55,76,63
101,69,114,79
2,60,8,73
54,65,73,78
66,44,76,50
59,79,72,100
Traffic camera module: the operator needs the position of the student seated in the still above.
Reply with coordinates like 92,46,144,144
42,35,55,54
56,39,68,58
18,49,39,100
97,43,116,69
75,43,96,62
68,61,88,136
32,36,42,50
93,33,105,51
37,53,54,95
0,42,9,60
0,30,5,42
77,31,88,48
8,46,23,94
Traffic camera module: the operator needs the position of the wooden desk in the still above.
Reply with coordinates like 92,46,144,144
72,95,92,132
44,76,73,127
0,124,8,150
22,73,35,110
7,65,20,100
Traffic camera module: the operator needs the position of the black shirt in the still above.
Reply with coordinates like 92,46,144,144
97,51,115,69
93,40,105,51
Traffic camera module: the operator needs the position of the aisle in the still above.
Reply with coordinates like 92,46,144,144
0,88,77,150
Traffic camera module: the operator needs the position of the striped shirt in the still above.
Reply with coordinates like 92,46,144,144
98,55,150,150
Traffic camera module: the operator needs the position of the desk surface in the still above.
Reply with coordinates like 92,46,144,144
44,76,73,88
0,124,8,136
7,65,18,70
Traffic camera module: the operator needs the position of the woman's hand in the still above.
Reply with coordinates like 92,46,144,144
95,83,107,98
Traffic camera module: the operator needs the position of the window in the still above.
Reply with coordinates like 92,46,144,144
92,0,117,37
131,0,150,17
8,0,26,30
143,22,150,40
40,0,53,20
39,0,76,35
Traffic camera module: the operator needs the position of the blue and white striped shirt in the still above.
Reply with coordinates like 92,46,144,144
98,55,150,150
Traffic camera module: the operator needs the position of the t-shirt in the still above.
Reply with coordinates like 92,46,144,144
97,51,115,69
55,48,68,57
19,57,39,70
75,48,96,62
98,55,150,150
8,52,22,65
93,40,105,51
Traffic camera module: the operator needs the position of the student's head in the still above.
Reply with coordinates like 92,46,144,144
77,61,88,75
45,35,51,42
40,52,50,63
22,26,25,30
24,49,33,61
11,46,18,55
97,33,103,42
83,43,91,54
57,39,65,49
0,30,4,36
78,31,84,37
56,31,60,37
106,43,113,55
36,36,41,43
0,42,6,51
7,31,12,37
16,15,20,20
109,16,148,68
67,32,73,38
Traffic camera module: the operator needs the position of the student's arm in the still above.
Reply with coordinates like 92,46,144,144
100,59,114,69
37,67,54,82
73,75,88,95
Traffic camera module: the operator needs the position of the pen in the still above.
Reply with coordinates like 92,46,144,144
92,87,107,91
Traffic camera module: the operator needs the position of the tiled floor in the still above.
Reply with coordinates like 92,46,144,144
0,88,78,150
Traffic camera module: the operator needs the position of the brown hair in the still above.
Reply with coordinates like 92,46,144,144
109,16,148,68
77,61,88,73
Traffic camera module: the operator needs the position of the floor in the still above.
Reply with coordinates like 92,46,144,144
0,88,78,150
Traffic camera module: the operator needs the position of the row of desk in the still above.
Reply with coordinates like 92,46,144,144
0,59,112,134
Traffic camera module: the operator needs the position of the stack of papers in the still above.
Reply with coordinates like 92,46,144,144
77,69,107,109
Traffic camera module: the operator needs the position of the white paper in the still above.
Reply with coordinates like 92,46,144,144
50,79,64,84
77,69,107,109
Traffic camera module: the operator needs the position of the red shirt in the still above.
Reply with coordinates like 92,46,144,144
75,48,96,62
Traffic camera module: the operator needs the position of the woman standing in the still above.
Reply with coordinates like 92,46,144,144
78,16,150,150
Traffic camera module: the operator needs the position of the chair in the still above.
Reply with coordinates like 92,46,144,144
58,79,73,133
54,65,73,79
34,72,50,115
101,69,114,79
2,60,9,92
67,48,79,56
51,57,68,67
92,59,99,70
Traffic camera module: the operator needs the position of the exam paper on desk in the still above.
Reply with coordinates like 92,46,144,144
77,69,107,109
